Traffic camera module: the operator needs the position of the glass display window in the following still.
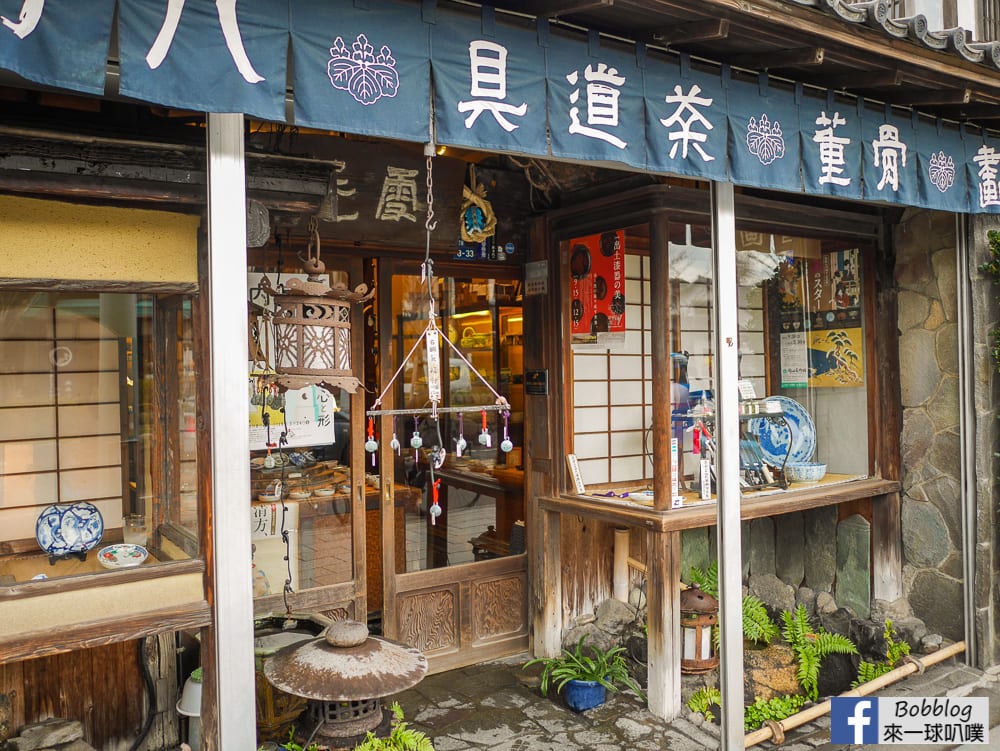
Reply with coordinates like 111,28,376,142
568,221,874,500
0,291,200,582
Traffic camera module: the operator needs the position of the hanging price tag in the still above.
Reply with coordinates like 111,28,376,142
426,328,442,403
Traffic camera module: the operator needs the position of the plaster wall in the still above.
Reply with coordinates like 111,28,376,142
0,195,199,283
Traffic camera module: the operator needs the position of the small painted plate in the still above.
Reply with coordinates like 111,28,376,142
97,544,148,569
747,395,816,466
35,502,104,557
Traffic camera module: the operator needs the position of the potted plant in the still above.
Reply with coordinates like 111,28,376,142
524,636,646,711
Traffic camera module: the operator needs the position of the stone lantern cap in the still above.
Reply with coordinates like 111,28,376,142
680,583,718,614
263,620,428,702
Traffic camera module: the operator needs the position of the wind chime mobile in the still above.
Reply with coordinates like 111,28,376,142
365,150,513,525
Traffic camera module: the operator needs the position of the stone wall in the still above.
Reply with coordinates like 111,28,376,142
894,209,1000,659
895,208,964,642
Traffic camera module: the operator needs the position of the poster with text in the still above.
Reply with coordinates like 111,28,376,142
249,373,338,450
570,229,626,346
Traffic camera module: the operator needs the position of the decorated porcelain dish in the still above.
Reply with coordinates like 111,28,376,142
747,395,816,467
35,502,104,557
97,543,148,569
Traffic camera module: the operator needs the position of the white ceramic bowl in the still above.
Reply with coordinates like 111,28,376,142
785,461,827,483
97,543,148,569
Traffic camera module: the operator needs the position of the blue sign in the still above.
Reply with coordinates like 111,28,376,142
728,74,801,193
432,6,547,156
290,0,431,143
831,697,879,744
0,0,114,94
547,30,646,170
645,54,728,182
0,0,994,213
119,0,288,121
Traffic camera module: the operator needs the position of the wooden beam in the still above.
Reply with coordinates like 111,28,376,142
505,0,613,16
651,19,730,45
729,46,824,69
895,87,972,106
949,103,1000,119
823,68,903,90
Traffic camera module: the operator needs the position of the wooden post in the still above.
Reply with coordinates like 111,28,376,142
646,528,681,719
534,507,563,657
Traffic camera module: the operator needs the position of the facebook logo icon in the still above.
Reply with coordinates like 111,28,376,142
832,697,879,744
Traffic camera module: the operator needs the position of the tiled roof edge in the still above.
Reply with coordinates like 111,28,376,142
787,0,1000,69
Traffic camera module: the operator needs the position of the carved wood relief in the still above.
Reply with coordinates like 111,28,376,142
473,575,525,641
320,605,352,622
397,589,457,651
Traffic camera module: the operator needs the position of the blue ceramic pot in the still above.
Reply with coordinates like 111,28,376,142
563,679,606,711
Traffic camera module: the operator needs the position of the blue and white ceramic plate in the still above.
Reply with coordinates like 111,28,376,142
35,502,104,557
747,396,816,467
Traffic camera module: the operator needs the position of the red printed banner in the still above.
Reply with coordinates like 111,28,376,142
570,229,626,345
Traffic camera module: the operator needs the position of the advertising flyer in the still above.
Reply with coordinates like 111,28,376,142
570,229,626,346
775,248,864,388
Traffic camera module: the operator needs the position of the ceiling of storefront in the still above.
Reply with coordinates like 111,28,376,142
485,0,1000,127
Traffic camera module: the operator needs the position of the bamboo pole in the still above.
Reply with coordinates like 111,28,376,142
744,640,966,747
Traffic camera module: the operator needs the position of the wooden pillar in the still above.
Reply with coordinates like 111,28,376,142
872,222,903,603
646,528,681,719
534,508,563,657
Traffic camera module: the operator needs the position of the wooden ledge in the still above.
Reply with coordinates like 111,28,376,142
538,477,900,532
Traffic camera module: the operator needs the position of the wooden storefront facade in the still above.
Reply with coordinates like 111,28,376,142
1,2,999,750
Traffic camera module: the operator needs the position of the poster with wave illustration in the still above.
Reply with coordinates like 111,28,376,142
807,328,864,387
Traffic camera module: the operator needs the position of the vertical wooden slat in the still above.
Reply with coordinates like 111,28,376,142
645,528,680,719
873,224,903,602
379,260,399,639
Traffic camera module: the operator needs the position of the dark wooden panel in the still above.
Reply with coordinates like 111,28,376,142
9,639,167,751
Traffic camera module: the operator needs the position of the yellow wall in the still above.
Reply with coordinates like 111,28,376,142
0,195,199,283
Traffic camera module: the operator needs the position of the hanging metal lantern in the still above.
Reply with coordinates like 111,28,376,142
258,221,372,394
680,583,719,674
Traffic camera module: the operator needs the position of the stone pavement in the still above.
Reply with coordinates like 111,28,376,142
390,654,1000,751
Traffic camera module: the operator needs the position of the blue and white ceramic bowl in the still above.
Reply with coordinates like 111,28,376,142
785,461,827,483
35,502,104,557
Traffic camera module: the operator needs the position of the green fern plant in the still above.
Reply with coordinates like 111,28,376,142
781,605,857,701
687,563,776,645
743,694,806,732
353,702,434,751
742,595,778,645
852,620,911,688
686,686,722,723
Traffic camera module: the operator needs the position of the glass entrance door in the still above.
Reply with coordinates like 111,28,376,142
377,264,528,671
